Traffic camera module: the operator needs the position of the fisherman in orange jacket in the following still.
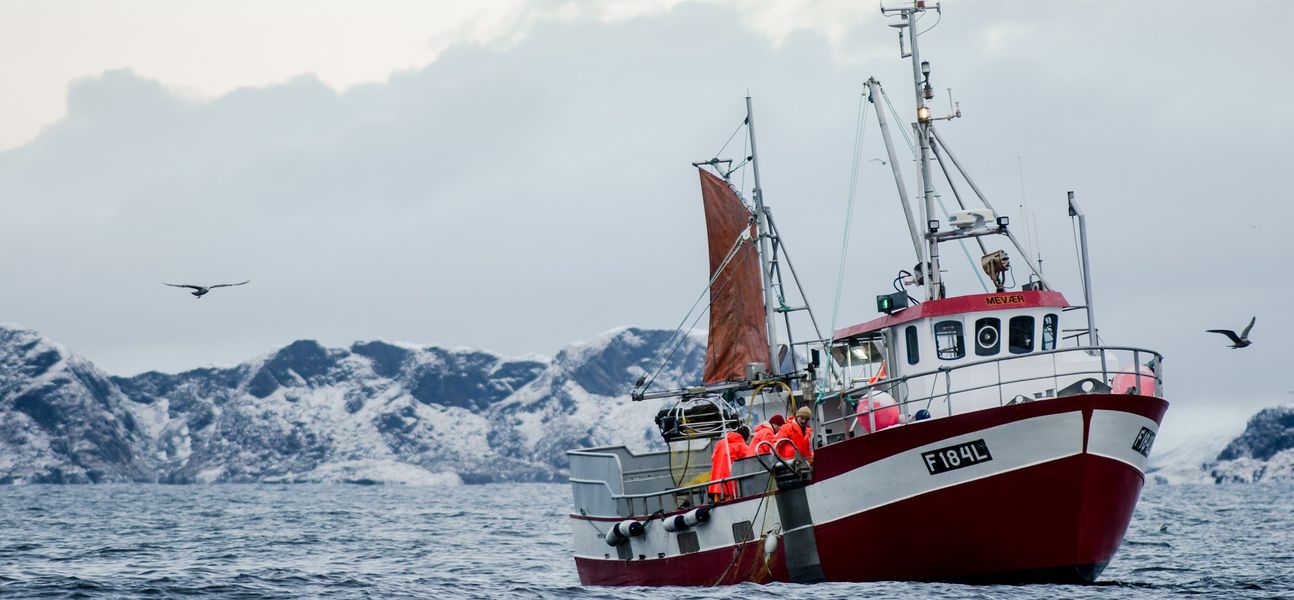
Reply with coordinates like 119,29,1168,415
776,406,814,461
708,426,751,501
749,414,785,455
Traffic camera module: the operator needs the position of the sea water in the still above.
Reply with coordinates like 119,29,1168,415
0,483,1288,599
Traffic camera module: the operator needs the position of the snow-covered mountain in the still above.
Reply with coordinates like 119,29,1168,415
0,324,703,484
1207,404,1294,484
1146,429,1238,485
1145,403,1294,485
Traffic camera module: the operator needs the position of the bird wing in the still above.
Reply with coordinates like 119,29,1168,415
207,280,250,289
1206,329,1242,344
1241,316,1256,339
163,283,204,291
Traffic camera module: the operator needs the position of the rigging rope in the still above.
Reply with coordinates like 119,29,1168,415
714,117,747,160
879,86,991,292
640,227,754,392
823,93,871,390
710,473,778,586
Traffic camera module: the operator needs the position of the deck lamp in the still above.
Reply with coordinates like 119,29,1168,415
996,215,1009,228
917,106,931,122
928,219,940,233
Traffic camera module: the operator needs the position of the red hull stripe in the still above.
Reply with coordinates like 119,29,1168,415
833,290,1069,339
575,540,785,586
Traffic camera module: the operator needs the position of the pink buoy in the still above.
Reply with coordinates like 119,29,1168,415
855,391,901,433
1112,366,1156,396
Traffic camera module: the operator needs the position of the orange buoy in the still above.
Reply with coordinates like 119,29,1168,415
1112,366,1156,396
855,391,901,433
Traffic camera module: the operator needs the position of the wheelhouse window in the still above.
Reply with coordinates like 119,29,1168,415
934,320,965,360
905,326,920,365
1042,313,1058,351
1009,316,1035,354
832,338,882,367
974,317,1001,356
831,336,885,383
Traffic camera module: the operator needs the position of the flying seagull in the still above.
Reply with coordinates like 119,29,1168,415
163,280,250,298
1207,316,1255,349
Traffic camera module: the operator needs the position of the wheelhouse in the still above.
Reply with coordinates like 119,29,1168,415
819,290,1161,443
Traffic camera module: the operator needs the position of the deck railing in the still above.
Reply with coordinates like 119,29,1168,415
820,344,1162,437
569,448,778,517
569,344,1162,519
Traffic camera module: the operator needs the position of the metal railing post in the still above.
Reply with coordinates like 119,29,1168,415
1157,355,1164,397
1051,352,1059,397
944,369,953,416
1132,349,1140,395
996,360,1003,406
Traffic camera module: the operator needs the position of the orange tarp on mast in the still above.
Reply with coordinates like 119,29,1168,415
698,168,769,384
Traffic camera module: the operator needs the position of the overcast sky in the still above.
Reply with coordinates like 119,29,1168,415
1,1,1291,429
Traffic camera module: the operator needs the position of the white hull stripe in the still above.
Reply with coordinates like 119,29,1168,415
1086,409,1159,474
806,411,1085,526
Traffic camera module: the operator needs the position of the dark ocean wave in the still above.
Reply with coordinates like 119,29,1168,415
0,483,1289,599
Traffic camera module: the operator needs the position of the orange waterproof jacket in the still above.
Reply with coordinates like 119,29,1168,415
775,420,814,460
749,422,777,455
708,431,750,499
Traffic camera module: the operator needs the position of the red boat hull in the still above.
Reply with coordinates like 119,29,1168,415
573,394,1166,586
813,452,1142,583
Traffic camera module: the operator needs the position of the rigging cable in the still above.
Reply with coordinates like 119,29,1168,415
713,117,747,160
639,226,752,392
710,473,778,586
824,92,871,391
930,142,991,292
917,9,942,36
764,212,825,348
879,87,991,292
741,122,750,204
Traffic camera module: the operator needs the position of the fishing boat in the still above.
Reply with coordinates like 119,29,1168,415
567,1,1166,585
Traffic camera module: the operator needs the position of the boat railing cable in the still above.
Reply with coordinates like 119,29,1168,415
817,345,1164,433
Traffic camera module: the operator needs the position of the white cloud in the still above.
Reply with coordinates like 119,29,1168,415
0,0,882,150
0,0,1291,426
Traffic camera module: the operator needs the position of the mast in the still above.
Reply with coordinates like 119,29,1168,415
867,78,924,263
904,4,941,300
746,96,781,375
1068,191,1099,347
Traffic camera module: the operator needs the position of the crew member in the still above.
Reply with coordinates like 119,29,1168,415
708,427,750,501
776,406,814,461
749,414,785,455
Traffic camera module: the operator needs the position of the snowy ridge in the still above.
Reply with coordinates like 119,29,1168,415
0,324,703,484
1146,429,1238,485
1206,403,1294,484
